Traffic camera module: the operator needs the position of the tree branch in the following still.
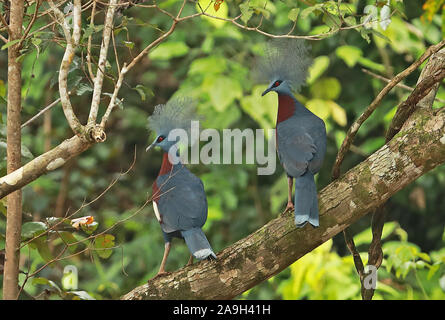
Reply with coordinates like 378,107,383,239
87,0,117,127
48,0,84,137
122,106,445,300
0,136,92,200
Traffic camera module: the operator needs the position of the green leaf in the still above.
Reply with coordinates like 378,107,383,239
81,221,98,235
240,2,253,24
357,56,385,73
240,85,276,135
427,263,440,280
307,56,330,85
148,41,189,60
66,290,95,300
202,76,242,112
288,8,300,22
31,236,54,263
189,56,227,75
300,5,323,19
354,222,399,246
197,0,229,28
1,39,21,50
133,84,154,101
94,234,115,259
58,231,78,253
21,222,47,240
344,16,356,26
310,77,341,100
329,101,347,127
336,45,363,68
83,25,104,39
305,99,331,122
0,198,6,217
0,80,6,98
123,41,134,50
21,143,34,159
32,277,62,294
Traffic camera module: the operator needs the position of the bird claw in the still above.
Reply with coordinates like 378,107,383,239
281,202,294,216
151,270,171,281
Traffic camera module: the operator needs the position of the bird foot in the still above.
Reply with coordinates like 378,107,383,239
150,270,171,281
281,202,294,216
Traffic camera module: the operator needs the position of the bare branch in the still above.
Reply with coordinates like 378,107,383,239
87,0,118,126
48,0,84,136
99,63,127,131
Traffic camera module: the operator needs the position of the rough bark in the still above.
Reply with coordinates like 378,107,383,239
0,136,92,200
122,107,445,300
3,0,24,300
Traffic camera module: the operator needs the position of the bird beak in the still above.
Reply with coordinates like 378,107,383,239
262,87,272,96
145,141,156,152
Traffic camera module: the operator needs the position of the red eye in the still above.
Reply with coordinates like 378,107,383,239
157,136,165,143
274,81,281,87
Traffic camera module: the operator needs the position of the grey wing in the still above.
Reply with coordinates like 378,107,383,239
307,118,326,174
277,121,317,178
156,168,207,233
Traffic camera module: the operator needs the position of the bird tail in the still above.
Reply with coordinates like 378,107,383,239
294,171,319,228
181,228,217,260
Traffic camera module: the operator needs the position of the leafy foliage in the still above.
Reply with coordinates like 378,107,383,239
0,0,445,300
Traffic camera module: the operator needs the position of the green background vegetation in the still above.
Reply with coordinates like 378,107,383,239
1,0,445,299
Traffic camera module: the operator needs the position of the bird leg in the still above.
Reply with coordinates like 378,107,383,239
153,242,171,278
186,255,194,266
282,176,294,216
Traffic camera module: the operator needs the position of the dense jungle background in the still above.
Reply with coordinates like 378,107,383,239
1,0,445,300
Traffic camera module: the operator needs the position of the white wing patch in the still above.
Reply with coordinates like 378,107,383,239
153,201,162,222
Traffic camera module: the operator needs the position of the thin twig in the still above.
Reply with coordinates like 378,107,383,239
362,68,445,104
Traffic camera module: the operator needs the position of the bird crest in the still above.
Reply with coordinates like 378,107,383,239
147,97,198,139
256,39,313,92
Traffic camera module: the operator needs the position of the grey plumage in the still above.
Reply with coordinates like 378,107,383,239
256,39,313,92
147,97,216,276
147,97,197,138
257,39,326,228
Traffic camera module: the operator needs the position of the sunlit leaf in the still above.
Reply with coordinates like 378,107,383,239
329,101,347,127
149,41,189,60
197,0,229,28
310,77,341,100
202,76,242,112
94,234,115,259
288,8,300,22
336,45,363,68
307,56,330,85
240,2,253,24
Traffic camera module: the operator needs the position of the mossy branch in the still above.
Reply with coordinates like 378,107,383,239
122,107,445,300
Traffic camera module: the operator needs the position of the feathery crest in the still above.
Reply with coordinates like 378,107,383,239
147,97,198,136
256,39,313,92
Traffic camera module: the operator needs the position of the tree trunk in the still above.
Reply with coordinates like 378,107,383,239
122,107,445,300
3,0,24,300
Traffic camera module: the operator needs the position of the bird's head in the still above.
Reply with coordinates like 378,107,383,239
145,132,179,153
261,79,293,97
256,39,312,98
145,97,197,154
